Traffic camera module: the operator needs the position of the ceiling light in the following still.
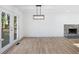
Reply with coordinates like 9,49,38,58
33,5,45,20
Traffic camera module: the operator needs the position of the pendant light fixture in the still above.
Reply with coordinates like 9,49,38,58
33,5,45,20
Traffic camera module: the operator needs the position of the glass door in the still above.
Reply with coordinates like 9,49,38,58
0,11,18,53
14,16,17,40
1,12,10,48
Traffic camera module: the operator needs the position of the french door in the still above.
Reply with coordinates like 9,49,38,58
0,10,17,53
1,12,10,47
14,16,17,40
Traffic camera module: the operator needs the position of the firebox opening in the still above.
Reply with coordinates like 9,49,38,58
69,29,77,34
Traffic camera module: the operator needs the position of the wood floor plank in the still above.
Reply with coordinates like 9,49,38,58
6,37,79,54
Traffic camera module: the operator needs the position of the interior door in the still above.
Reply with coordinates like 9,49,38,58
1,12,10,48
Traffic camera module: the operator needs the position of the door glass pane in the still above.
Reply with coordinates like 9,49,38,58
14,16,17,40
1,12,10,47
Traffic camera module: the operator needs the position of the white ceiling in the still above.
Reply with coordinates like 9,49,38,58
12,5,79,13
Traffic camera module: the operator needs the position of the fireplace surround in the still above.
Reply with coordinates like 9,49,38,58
64,24,79,38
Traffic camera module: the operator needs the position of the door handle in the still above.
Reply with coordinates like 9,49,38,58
10,29,13,31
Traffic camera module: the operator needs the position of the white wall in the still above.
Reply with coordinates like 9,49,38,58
23,6,79,37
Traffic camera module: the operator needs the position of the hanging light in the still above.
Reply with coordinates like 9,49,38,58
33,5,45,20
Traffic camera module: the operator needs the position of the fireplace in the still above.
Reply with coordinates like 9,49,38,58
69,29,77,34
64,24,79,38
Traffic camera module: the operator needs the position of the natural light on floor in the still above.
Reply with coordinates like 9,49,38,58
73,43,79,48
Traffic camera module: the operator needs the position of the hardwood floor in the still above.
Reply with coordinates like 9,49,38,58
6,37,79,54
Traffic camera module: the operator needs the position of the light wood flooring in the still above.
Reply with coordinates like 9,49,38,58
6,37,79,54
